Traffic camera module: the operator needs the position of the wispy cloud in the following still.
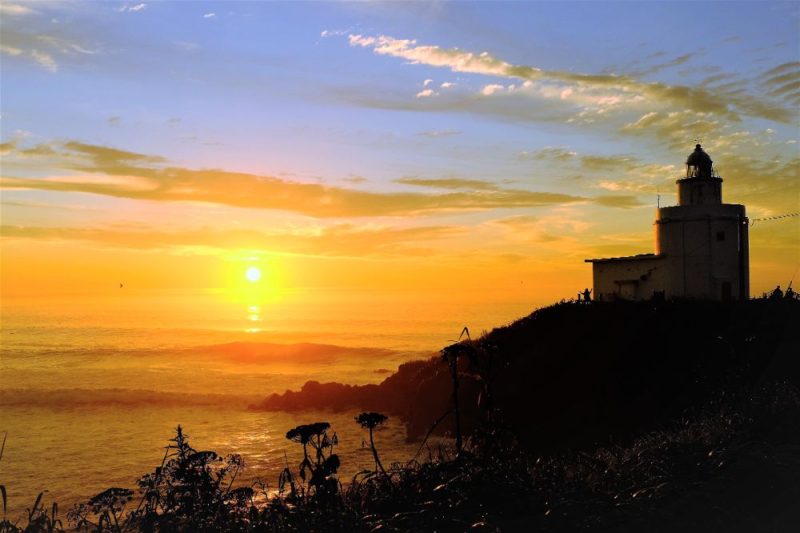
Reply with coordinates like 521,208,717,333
621,110,721,149
0,3,36,16
633,52,697,77
0,223,465,258
592,195,644,209
118,3,147,13
761,61,800,104
1,140,592,217
416,129,461,138
29,49,58,71
396,177,498,191
517,147,577,161
345,33,796,124
581,154,638,172
0,25,99,73
174,40,201,52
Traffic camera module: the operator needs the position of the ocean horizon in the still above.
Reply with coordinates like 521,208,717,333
0,287,544,515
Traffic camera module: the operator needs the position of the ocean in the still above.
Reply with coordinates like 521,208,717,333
0,287,543,517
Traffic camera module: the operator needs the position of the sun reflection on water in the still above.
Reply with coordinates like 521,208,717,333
246,304,262,332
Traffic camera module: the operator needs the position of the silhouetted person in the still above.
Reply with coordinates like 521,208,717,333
771,285,783,299
582,288,592,303
786,286,795,300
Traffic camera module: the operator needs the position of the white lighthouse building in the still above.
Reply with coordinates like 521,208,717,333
586,145,750,301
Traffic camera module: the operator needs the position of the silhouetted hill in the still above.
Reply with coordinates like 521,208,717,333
252,299,800,453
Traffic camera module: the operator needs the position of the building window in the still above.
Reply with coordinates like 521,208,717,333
716,231,725,242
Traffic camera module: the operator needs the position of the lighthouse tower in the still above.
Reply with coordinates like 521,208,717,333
655,144,749,300
586,145,749,301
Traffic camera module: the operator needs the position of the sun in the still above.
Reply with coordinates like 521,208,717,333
245,266,262,283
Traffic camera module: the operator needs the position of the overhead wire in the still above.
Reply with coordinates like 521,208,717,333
749,212,800,226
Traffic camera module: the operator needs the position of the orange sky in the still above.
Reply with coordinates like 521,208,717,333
1,2,798,301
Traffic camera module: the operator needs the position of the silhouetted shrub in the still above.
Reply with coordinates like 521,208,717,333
354,412,388,476
284,422,340,504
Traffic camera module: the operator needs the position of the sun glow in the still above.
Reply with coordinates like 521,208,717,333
245,266,262,283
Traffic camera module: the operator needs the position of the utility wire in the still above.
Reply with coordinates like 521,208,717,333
749,212,800,226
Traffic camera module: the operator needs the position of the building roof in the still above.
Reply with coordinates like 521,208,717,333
584,253,665,264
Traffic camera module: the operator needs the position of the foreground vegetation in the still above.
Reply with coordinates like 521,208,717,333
3,299,799,531
3,380,799,532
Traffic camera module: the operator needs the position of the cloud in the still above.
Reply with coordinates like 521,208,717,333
489,214,539,229
174,41,200,52
18,143,58,157
517,147,577,161
336,82,624,128
714,154,800,211
416,129,461,138
761,61,800,104
395,177,498,191
203,12,216,19
118,3,147,13
592,195,644,209
0,141,17,156
0,37,59,71
346,33,796,123
0,3,36,16
29,49,58,72
0,223,465,258
0,44,23,56
321,29,350,38
0,140,590,217
440,82,456,89
1,198,100,212
423,78,433,87
621,110,722,149
63,140,166,168
484,210,596,250
415,88,437,98
107,116,121,125
634,52,697,77
0,26,99,72
480,84,505,96
581,154,638,171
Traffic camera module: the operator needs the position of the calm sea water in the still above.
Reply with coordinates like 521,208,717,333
0,287,542,517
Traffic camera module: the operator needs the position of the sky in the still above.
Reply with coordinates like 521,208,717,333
1,1,798,300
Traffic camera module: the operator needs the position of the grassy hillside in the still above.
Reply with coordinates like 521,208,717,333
254,298,800,452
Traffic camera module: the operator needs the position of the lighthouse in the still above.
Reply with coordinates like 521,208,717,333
586,145,750,301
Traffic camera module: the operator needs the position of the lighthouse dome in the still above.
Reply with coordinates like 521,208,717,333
686,144,713,178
